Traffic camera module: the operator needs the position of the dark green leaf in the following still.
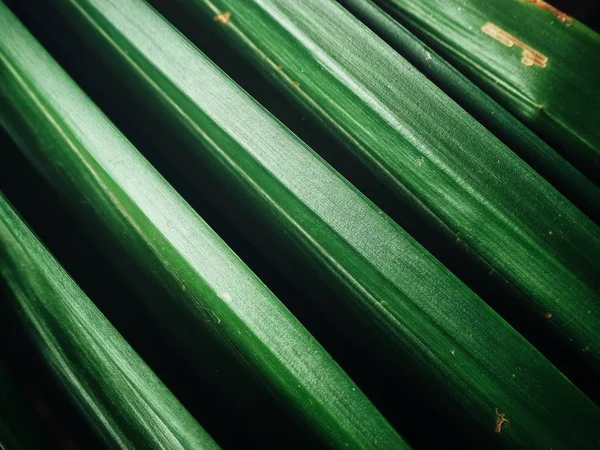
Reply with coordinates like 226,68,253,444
371,0,600,180
11,0,600,447
337,0,600,222
0,4,404,449
144,0,600,372
0,193,220,449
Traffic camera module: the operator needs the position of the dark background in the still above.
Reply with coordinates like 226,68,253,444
1,0,599,449
553,0,600,31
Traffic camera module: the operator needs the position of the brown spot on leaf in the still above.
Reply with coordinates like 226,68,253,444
482,22,548,68
214,11,231,25
292,81,301,88
544,312,552,319
523,0,572,24
276,65,283,71
495,407,509,433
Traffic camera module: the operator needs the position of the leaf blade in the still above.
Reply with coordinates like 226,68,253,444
337,0,600,222
371,0,600,180
0,4,405,448
13,0,600,447
0,195,220,449
145,0,600,371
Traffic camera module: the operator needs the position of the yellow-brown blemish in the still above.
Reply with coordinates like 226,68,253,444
482,22,548,68
276,65,283,71
495,407,509,433
292,81,301,88
523,0,572,24
544,312,553,319
214,11,231,25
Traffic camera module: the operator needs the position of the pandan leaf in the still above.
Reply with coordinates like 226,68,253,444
370,0,600,180
0,4,405,449
337,0,600,223
10,0,600,447
141,0,600,371
0,193,219,449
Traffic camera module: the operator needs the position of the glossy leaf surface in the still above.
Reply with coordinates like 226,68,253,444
337,0,600,222
144,0,600,371
0,4,404,449
372,0,600,179
0,193,219,449
16,0,600,447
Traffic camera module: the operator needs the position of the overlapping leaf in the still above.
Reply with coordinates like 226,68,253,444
337,0,600,222
0,193,219,449
142,0,600,371
9,0,600,447
371,0,600,180
0,4,404,449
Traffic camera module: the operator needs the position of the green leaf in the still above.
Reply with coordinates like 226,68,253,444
11,0,600,447
0,193,220,449
142,0,600,371
0,4,405,449
371,0,600,180
337,0,600,222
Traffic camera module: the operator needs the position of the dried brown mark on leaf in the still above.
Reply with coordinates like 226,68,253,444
482,22,548,68
292,81,301,88
495,407,509,433
523,0,572,24
276,65,283,71
214,11,231,25
544,312,552,319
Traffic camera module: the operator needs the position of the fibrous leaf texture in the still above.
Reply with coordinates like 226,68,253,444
0,193,220,449
7,0,600,448
144,0,600,372
0,4,404,449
